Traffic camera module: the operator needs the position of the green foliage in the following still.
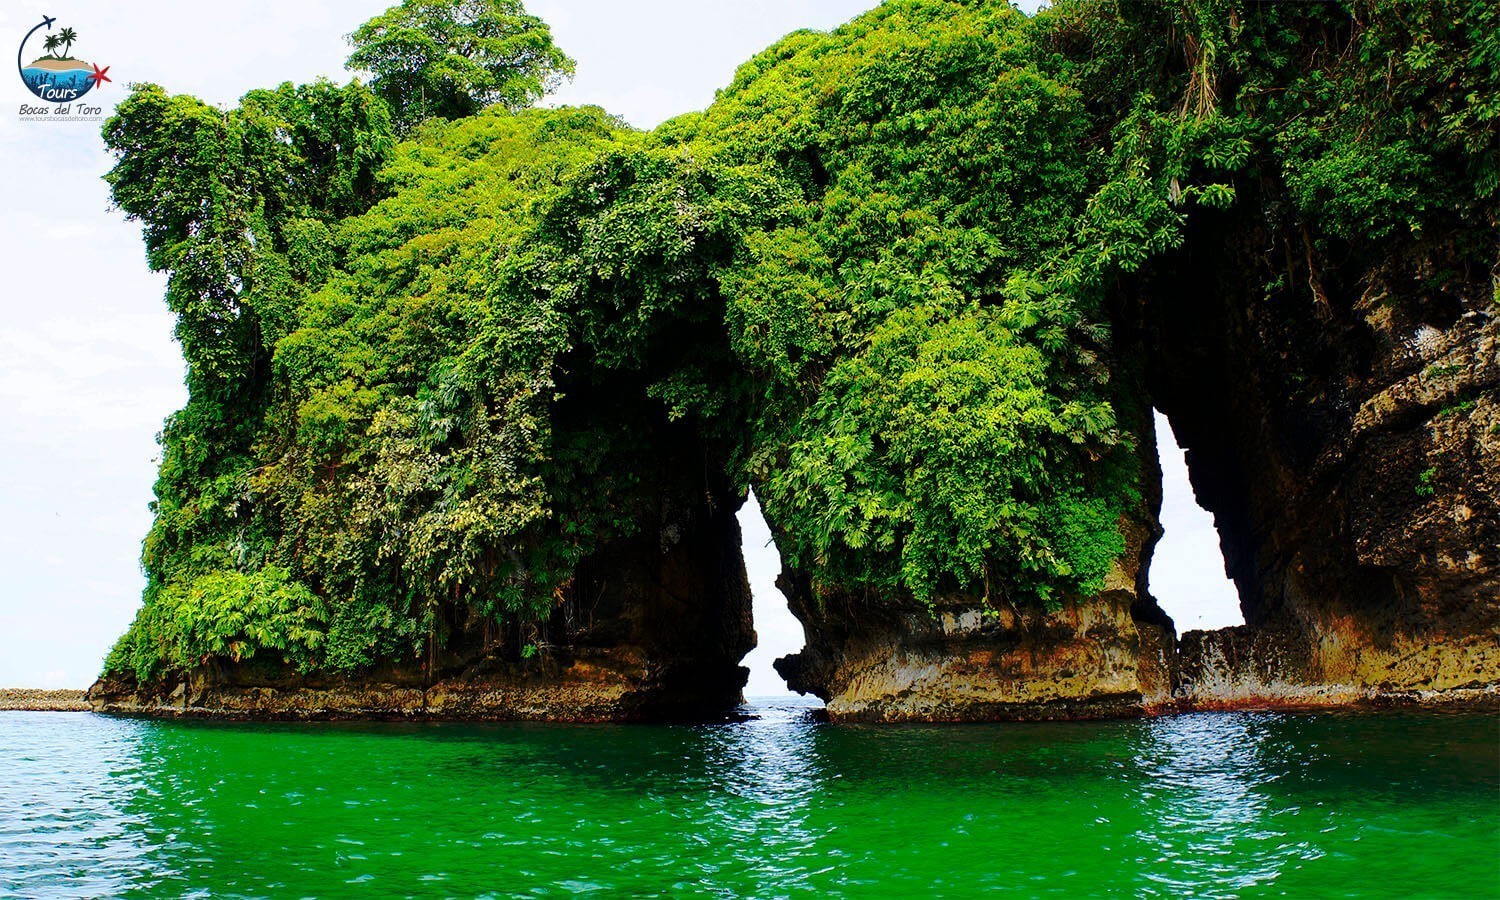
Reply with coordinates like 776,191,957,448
102,76,397,681
1437,399,1477,418
1047,0,1497,248
1415,466,1438,498
105,567,326,683
262,106,632,661
102,0,1496,682
347,0,574,132
103,79,392,386
766,301,1125,604
1271,1,1499,240
689,0,1133,606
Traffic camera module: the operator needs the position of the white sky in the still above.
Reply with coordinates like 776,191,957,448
1149,411,1244,635
0,0,1235,694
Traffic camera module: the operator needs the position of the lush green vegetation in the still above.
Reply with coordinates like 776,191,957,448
347,0,575,133
102,0,1498,683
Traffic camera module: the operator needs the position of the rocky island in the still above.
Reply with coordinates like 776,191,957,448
89,0,1498,722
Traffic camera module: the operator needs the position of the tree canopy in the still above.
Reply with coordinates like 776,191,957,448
346,0,574,132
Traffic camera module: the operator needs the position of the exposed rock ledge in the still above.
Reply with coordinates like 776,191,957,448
774,594,1176,723
772,502,1181,722
773,594,1499,723
88,649,748,722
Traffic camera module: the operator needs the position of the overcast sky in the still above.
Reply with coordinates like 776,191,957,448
0,0,1237,695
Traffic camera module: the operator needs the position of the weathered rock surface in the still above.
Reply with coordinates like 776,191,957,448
87,651,733,722
90,467,757,722
775,455,1180,721
1138,201,1499,712
774,590,1176,722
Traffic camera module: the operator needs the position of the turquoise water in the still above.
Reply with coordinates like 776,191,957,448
1,699,1496,897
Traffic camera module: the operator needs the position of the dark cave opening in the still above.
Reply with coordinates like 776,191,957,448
1135,205,1280,633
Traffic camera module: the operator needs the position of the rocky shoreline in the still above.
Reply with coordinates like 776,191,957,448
83,663,1500,723
83,686,1500,723
0,689,89,711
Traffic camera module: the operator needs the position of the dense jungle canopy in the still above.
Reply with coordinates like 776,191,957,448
102,0,1498,682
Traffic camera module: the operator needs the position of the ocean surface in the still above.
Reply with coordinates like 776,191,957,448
1,698,1496,897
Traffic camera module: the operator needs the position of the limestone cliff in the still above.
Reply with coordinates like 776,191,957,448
89,0,1498,724
1147,204,1499,710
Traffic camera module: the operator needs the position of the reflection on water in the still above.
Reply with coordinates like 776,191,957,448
1132,713,1300,894
698,701,828,889
0,701,1495,897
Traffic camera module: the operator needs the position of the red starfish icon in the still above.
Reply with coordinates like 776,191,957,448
87,63,111,88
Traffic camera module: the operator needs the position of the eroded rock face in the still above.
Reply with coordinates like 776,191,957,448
774,463,1179,722
89,457,756,722
775,590,1176,722
1146,206,1500,710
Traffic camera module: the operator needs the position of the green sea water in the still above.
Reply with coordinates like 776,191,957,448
1,699,1496,897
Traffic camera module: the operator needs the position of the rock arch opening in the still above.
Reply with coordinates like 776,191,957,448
736,491,812,701
1147,409,1244,633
